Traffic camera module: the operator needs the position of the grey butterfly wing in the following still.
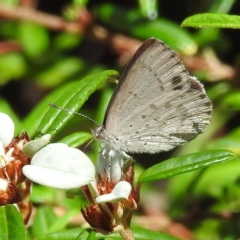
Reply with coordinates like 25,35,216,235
103,38,212,154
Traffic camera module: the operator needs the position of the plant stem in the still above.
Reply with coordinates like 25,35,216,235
0,3,84,33
114,224,135,240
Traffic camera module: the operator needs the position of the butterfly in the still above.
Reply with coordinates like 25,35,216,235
94,38,212,155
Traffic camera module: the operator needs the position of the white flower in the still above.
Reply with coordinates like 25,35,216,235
22,139,137,234
0,112,14,148
96,181,131,204
0,112,33,224
23,141,134,202
97,145,125,184
0,112,15,167
23,143,96,189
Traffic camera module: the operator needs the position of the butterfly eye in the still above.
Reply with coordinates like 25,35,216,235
93,126,106,140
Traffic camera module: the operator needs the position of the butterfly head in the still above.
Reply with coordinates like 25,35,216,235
92,125,107,141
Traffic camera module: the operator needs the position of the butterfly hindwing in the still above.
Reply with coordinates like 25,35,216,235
103,38,212,153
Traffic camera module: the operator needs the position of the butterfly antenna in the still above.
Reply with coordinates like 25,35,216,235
83,138,94,152
49,103,100,126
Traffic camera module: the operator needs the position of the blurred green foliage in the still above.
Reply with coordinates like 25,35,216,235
0,0,240,239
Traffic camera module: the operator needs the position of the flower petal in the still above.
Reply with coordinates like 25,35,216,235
0,178,8,191
97,146,124,184
23,143,96,189
0,113,14,147
96,181,131,204
23,134,51,157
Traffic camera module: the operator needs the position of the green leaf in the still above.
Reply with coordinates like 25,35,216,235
138,150,236,183
138,0,158,20
96,4,197,55
32,206,58,237
222,91,240,110
208,0,235,13
59,131,92,147
131,224,180,240
0,205,25,240
181,13,240,29
131,18,197,55
207,137,240,155
22,81,78,137
192,157,240,197
49,209,79,233
86,230,96,240
36,58,85,87
33,226,179,240
18,22,49,58
96,224,180,239
229,126,240,138
22,70,116,138
30,185,59,204
77,229,96,240
206,82,231,101
1,0,19,6
54,33,82,50
34,228,86,240
0,53,27,85
35,70,118,138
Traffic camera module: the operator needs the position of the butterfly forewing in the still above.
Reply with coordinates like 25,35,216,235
103,38,212,154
